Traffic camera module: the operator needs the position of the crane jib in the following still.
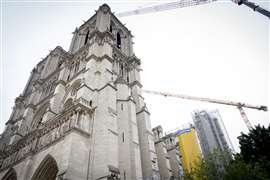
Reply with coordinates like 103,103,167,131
116,0,270,19
142,89,268,111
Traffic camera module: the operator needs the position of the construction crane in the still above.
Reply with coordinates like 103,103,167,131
142,89,268,130
116,0,270,19
116,0,269,128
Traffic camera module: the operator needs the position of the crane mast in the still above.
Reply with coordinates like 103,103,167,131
142,89,268,129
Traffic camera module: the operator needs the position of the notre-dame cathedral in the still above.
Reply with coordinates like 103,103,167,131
0,4,163,180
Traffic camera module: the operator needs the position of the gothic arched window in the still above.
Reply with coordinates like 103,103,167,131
70,80,81,96
117,32,121,49
74,61,80,73
31,155,58,180
84,30,89,45
120,64,124,77
110,25,112,33
64,98,73,109
32,103,48,129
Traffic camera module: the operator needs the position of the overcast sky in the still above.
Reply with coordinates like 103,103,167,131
1,0,269,152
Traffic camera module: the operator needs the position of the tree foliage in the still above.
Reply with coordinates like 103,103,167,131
184,124,270,180
238,124,270,177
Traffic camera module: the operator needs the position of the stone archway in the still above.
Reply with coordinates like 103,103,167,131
31,154,58,180
1,168,17,180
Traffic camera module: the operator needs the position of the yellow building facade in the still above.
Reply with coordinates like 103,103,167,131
176,127,202,173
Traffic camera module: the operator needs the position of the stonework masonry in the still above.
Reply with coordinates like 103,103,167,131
0,4,161,180
152,126,184,180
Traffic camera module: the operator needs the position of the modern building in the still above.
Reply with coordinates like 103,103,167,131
192,109,232,157
153,126,184,180
176,126,202,173
0,4,160,180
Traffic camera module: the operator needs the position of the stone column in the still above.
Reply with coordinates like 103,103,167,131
130,61,160,180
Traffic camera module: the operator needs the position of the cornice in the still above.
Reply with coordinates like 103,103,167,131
99,83,117,92
89,30,115,42
55,80,66,86
136,105,150,115
80,82,117,93
86,54,114,63
114,77,128,85
116,96,136,104
129,80,143,88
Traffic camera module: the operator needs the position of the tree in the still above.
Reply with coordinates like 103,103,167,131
184,149,232,180
224,158,268,180
184,124,270,180
237,124,270,177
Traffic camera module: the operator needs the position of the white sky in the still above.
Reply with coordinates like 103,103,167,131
1,0,269,152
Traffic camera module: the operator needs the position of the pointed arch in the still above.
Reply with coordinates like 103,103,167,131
31,102,49,129
31,154,58,180
1,168,17,180
84,30,89,45
62,79,82,103
70,79,81,96
116,32,121,49
64,98,74,110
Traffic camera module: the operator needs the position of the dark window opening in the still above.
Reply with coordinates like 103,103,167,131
127,76,129,83
75,62,80,73
117,32,121,49
84,30,89,45
122,132,124,142
121,104,123,110
124,171,126,180
89,100,92,107
58,62,62,68
110,25,112,33
67,75,70,81
38,117,43,128
120,64,124,76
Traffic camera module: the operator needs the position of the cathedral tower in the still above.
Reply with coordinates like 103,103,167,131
0,4,160,180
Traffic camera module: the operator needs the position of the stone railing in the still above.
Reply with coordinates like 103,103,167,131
0,98,95,171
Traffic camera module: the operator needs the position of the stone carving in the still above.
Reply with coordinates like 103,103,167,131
0,99,94,171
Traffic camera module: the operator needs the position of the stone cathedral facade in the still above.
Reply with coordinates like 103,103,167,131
0,4,161,180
